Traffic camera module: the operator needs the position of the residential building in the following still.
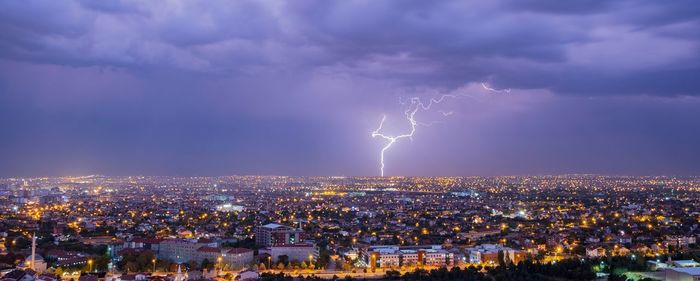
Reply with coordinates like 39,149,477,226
255,224,303,247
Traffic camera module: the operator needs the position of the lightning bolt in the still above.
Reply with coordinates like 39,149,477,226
481,82,511,93
371,82,510,176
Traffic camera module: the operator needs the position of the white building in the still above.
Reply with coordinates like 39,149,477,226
466,244,506,265
365,245,453,268
21,255,47,274
586,246,606,258
665,236,697,248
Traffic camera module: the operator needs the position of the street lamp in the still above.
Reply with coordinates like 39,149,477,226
268,256,272,271
88,259,94,272
217,256,222,271
308,255,313,270
152,258,157,272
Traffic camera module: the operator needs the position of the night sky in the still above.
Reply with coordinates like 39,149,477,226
1,1,699,177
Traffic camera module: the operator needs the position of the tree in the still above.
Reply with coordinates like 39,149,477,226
277,255,289,266
156,259,172,271
8,237,31,250
497,251,506,267
0,252,21,266
385,270,400,279
95,255,110,271
277,263,285,270
167,263,177,272
125,261,138,272
55,267,64,277
187,259,199,270
503,252,512,265
118,251,157,272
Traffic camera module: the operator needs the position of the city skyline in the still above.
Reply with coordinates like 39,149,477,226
1,1,699,177
0,174,698,280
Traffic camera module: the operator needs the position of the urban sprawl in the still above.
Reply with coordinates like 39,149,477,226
0,176,699,281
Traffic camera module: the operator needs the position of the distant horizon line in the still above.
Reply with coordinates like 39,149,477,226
1,173,699,180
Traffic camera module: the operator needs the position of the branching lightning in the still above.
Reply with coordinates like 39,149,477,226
371,82,509,176
481,82,511,93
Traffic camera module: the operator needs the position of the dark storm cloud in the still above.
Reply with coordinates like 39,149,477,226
501,0,613,14
0,1,699,176
1,0,698,95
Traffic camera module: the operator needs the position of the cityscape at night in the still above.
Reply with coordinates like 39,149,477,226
1,1,700,281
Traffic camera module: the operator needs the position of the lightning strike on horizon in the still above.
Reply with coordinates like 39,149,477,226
371,82,510,176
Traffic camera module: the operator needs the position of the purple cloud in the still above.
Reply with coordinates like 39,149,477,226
0,0,699,176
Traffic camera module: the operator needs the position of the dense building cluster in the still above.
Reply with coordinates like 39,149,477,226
0,175,699,281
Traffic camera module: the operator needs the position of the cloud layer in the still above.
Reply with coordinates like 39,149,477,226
0,0,699,176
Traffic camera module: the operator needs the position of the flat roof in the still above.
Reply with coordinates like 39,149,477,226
262,223,284,228
673,260,700,266
667,267,700,276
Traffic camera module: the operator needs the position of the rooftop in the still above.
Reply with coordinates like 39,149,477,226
667,267,700,276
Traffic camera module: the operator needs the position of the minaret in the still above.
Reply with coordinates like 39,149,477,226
176,264,182,281
30,233,36,271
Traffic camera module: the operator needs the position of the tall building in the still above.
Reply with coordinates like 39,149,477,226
255,224,303,247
